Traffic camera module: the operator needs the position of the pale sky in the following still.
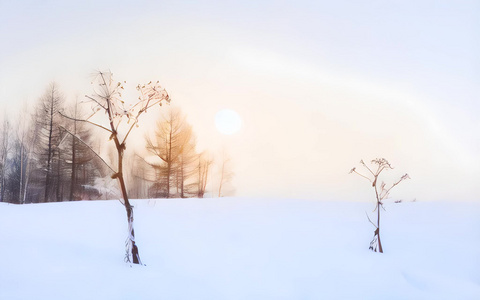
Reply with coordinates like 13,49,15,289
1,0,479,201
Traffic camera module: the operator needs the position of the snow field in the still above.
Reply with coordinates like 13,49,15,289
1,198,479,299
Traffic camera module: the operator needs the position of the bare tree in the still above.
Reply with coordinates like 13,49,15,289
61,71,170,264
175,124,197,198
69,100,79,201
1,112,34,204
197,151,213,198
0,116,10,202
5,117,25,203
43,85,63,202
16,106,30,204
217,149,234,198
62,98,100,201
0,109,35,204
28,83,65,202
350,158,409,253
145,107,196,198
22,109,42,203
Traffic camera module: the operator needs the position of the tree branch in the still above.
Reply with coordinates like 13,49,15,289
85,95,107,110
381,173,410,200
58,125,116,174
121,97,167,145
360,160,375,176
59,111,113,134
350,168,372,183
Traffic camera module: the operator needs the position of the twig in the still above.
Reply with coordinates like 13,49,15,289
351,169,372,183
365,211,377,228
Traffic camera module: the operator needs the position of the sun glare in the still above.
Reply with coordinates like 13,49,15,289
215,109,242,135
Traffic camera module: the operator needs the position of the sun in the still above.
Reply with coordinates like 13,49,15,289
215,109,242,135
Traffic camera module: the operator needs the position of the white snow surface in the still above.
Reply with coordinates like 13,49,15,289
1,198,479,299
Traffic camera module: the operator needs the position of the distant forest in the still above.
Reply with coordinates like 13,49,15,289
0,80,234,204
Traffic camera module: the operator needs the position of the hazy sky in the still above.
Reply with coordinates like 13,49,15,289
1,0,479,201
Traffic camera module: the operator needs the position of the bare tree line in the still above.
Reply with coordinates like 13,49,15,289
0,84,105,204
0,78,234,204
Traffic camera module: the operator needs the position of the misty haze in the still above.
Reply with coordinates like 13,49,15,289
0,1,479,299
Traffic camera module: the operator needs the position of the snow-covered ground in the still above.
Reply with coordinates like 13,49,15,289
1,198,479,299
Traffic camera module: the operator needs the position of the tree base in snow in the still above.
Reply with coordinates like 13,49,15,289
369,228,383,253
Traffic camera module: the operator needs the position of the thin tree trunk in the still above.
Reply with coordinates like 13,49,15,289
218,160,225,198
0,167,4,202
167,129,172,198
56,150,61,201
116,142,141,264
198,158,201,197
23,123,39,204
377,200,383,253
0,156,5,202
105,95,141,264
180,157,184,198
69,103,77,201
23,148,33,204
0,120,8,202
374,179,383,253
167,162,171,198
44,89,55,202
19,144,23,204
